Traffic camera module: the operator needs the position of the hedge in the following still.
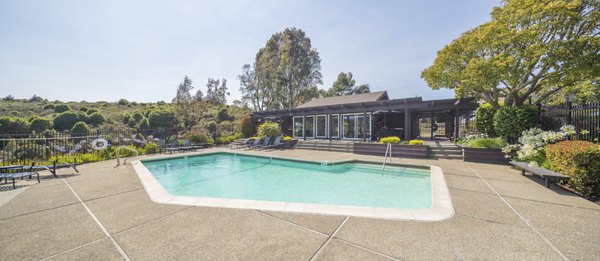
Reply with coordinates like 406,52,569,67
493,106,538,142
546,141,600,196
475,103,497,136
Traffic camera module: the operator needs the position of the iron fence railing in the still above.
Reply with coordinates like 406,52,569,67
0,128,168,166
540,101,600,142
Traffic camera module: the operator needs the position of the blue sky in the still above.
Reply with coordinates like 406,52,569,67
0,0,501,103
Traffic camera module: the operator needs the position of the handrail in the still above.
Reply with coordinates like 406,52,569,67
382,143,392,171
115,146,139,166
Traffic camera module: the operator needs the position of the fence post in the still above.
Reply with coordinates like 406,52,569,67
566,98,573,126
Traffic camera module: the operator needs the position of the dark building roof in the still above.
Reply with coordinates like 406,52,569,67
297,91,389,109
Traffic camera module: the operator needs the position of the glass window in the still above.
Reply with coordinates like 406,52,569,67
305,116,314,137
293,117,303,138
316,115,326,137
356,114,371,139
343,115,355,139
330,115,339,138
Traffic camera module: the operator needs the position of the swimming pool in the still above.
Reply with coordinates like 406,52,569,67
133,152,454,221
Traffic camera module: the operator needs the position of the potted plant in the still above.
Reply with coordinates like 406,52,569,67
281,136,297,149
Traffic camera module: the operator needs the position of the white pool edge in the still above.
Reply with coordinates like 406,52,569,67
131,151,454,221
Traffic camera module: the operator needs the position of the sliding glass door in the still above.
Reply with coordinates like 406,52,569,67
342,113,371,139
330,114,339,138
293,117,303,138
316,115,327,138
305,116,314,138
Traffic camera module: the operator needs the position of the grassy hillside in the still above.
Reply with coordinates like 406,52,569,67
0,98,252,136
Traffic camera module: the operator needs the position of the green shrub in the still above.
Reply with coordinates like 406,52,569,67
29,116,53,133
70,121,90,134
239,114,256,138
79,107,89,112
190,134,211,144
408,139,424,145
148,109,178,129
144,142,160,154
137,117,149,129
54,104,71,113
118,99,129,106
0,116,30,134
132,112,145,123
494,106,538,142
573,147,600,196
86,108,99,115
546,141,600,196
87,112,106,126
380,136,401,144
257,122,281,138
463,137,507,149
475,103,498,136
53,111,81,131
43,104,55,110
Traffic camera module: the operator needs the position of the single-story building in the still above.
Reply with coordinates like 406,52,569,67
252,91,479,141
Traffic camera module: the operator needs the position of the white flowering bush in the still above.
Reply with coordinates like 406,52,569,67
503,125,578,167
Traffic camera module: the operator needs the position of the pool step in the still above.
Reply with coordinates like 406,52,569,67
428,145,464,160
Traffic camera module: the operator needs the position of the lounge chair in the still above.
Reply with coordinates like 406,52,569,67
263,136,284,150
182,139,204,151
245,138,262,149
254,136,272,150
30,160,80,178
164,140,182,154
230,138,249,149
0,166,39,189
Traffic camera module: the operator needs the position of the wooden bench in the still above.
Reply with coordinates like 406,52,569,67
509,161,571,188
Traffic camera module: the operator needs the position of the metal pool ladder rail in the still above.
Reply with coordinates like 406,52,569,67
382,143,392,170
115,146,140,166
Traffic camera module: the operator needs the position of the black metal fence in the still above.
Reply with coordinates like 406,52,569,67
0,128,169,166
540,101,600,142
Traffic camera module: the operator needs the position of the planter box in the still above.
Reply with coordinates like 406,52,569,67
462,147,509,165
353,143,428,158
282,140,298,149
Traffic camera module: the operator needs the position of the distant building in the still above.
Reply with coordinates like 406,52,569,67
252,91,479,141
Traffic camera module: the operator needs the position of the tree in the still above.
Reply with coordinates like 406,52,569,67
322,72,370,97
205,78,229,105
29,95,44,102
206,121,217,140
4,95,15,101
248,28,323,109
328,72,356,96
148,109,178,130
172,76,207,134
29,116,53,133
421,0,599,108
239,114,256,137
216,108,232,123
239,64,270,111
351,84,371,95
118,99,129,105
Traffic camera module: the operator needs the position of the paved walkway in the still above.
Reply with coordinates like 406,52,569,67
1,148,599,260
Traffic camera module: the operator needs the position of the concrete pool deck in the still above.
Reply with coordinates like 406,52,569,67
1,148,599,260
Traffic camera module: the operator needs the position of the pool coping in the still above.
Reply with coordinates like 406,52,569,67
131,150,454,221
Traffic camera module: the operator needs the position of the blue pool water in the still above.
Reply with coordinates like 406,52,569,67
142,153,432,209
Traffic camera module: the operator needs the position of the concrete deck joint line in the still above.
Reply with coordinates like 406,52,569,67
57,174,132,261
309,216,349,261
255,210,328,237
465,163,569,261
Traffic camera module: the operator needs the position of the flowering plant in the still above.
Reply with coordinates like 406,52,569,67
503,125,579,167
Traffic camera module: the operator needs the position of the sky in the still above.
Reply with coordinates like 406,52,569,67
0,0,501,104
